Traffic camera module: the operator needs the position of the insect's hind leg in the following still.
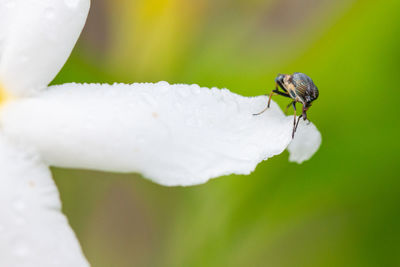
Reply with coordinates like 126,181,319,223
292,102,297,139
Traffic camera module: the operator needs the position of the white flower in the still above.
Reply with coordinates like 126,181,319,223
0,0,321,266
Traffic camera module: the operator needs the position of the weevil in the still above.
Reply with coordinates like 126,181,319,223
254,72,319,138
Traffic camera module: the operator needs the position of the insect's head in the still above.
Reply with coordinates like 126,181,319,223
274,74,286,85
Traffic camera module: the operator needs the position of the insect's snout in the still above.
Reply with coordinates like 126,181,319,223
302,110,307,121
274,74,285,85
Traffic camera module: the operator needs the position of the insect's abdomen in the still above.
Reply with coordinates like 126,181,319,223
292,73,312,99
294,81,308,96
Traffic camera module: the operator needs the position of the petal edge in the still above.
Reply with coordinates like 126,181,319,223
0,134,89,266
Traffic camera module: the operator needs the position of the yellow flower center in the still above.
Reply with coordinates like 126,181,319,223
0,85,12,105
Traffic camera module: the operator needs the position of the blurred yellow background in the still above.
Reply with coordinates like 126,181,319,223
52,0,400,266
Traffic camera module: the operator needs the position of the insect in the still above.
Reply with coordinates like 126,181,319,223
253,72,319,138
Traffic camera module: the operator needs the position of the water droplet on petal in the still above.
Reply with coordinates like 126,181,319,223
157,81,169,87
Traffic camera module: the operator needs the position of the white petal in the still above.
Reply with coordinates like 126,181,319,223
0,134,89,266
287,119,322,163
0,0,90,96
1,82,321,186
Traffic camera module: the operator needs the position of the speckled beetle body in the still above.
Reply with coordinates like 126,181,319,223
254,72,319,138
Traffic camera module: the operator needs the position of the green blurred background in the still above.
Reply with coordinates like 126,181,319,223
51,0,400,266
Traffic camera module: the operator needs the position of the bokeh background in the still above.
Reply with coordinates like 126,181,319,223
52,0,400,266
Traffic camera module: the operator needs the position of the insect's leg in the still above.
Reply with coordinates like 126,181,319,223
253,91,275,116
253,105,269,116
269,82,290,107
284,101,294,115
293,103,311,136
294,114,303,136
292,102,297,139
300,104,311,124
253,83,291,116
302,105,308,121
267,90,275,108
276,80,288,92
272,90,291,98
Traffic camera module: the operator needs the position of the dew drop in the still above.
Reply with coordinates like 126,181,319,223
157,81,169,87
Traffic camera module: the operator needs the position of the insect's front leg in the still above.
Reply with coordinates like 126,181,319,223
253,83,278,115
268,83,292,107
253,90,274,116
272,89,291,98
266,90,274,109
253,83,291,116
276,78,288,93
267,82,281,108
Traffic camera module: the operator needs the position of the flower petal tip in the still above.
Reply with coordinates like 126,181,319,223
287,120,322,164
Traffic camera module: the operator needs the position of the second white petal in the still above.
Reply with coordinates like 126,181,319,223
0,0,90,96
